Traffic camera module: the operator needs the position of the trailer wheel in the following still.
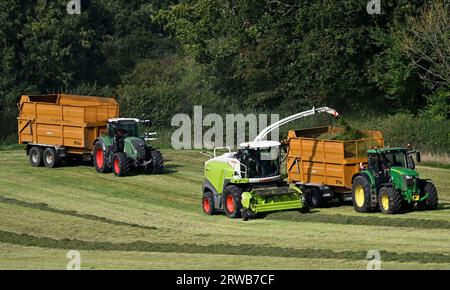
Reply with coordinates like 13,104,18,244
352,176,375,213
94,142,111,173
29,146,44,167
202,191,216,215
223,186,243,218
43,148,61,168
418,182,439,211
112,152,131,177
308,187,328,208
378,186,402,214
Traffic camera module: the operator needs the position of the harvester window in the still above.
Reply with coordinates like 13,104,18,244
237,147,280,178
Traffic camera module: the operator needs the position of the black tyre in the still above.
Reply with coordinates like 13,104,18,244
241,208,250,221
145,150,164,174
352,175,375,213
112,152,132,177
94,142,111,173
43,148,62,168
418,181,439,211
29,146,44,167
202,191,216,215
223,185,243,218
378,186,403,214
307,187,329,208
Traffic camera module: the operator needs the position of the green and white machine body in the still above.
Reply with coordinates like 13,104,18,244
202,107,339,220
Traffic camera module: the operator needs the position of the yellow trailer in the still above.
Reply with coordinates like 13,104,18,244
286,126,384,207
18,94,119,167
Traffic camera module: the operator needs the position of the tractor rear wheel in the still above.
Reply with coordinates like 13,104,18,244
94,142,111,173
29,146,44,167
202,191,216,215
151,150,164,174
223,185,243,218
352,176,375,213
378,186,403,214
43,147,62,168
418,182,439,211
112,152,131,177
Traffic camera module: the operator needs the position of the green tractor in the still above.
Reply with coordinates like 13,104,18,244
93,118,164,176
352,147,438,214
202,107,339,220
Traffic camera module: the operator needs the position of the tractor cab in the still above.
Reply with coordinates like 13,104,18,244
367,148,421,174
237,141,281,179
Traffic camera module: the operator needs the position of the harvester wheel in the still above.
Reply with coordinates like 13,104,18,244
241,209,250,221
223,185,243,218
352,176,375,213
202,191,216,215
112,152,131,177
94,142,111,173
418,182,439,211
43,148,61,168
150,150,164,174
378,186,402,214
29,146,44,167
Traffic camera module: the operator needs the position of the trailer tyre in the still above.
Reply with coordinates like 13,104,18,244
112,152,131,177
308,187,328,208
29,146,44,167
94,142,111,173
378,186,403,214
43,148,61,168
418,182,439,211
352,175,375,213
223,185,243,218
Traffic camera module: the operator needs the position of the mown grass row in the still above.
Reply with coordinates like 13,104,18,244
0,195,157,231
1,230,449,264
266,209,450,229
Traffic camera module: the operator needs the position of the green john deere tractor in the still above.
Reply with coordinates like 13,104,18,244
93,118,164,176
201,107,339,220
352,147,439,214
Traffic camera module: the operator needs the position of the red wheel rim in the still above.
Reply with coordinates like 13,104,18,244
114,159,120,174
95,148,104,169
203,198,211,213
226,195,235,213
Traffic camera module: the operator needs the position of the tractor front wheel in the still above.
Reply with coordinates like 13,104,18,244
223,186,243,218
94,142,111,173
418,182,439,211
112,152,131,177
352,176,375,213
378,186,403,214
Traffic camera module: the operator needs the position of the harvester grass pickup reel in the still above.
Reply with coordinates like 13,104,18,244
202,107,339,220
94,118,164,176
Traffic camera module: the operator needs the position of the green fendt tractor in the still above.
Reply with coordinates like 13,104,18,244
93,118,164,176
202,107,339,221
352,147,438,214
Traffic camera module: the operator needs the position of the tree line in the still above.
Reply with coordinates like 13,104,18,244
0,0,449,147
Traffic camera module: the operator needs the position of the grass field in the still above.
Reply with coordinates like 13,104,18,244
0,149,449,270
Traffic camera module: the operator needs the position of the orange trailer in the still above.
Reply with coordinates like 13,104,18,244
18,94,119,167
286,126,384,206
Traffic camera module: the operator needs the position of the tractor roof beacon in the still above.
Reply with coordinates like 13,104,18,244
202,107,339,221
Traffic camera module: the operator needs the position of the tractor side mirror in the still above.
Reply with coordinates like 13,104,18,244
416,151,421,163
407,155,416,170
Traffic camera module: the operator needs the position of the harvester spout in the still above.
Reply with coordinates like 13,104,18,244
253,107,339,142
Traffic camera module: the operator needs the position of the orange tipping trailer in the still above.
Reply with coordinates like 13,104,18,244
286,126,384,207
18,94,119,167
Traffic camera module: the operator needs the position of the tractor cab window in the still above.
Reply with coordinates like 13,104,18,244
368,154,380,172
380,151,407,169
237,147,280,178
109,121,139,138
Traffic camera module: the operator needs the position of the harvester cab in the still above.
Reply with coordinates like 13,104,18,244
353,147,438,214
202,107,339,221
93,118,164,176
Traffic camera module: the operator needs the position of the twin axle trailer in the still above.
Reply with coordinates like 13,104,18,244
17,94,163,175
